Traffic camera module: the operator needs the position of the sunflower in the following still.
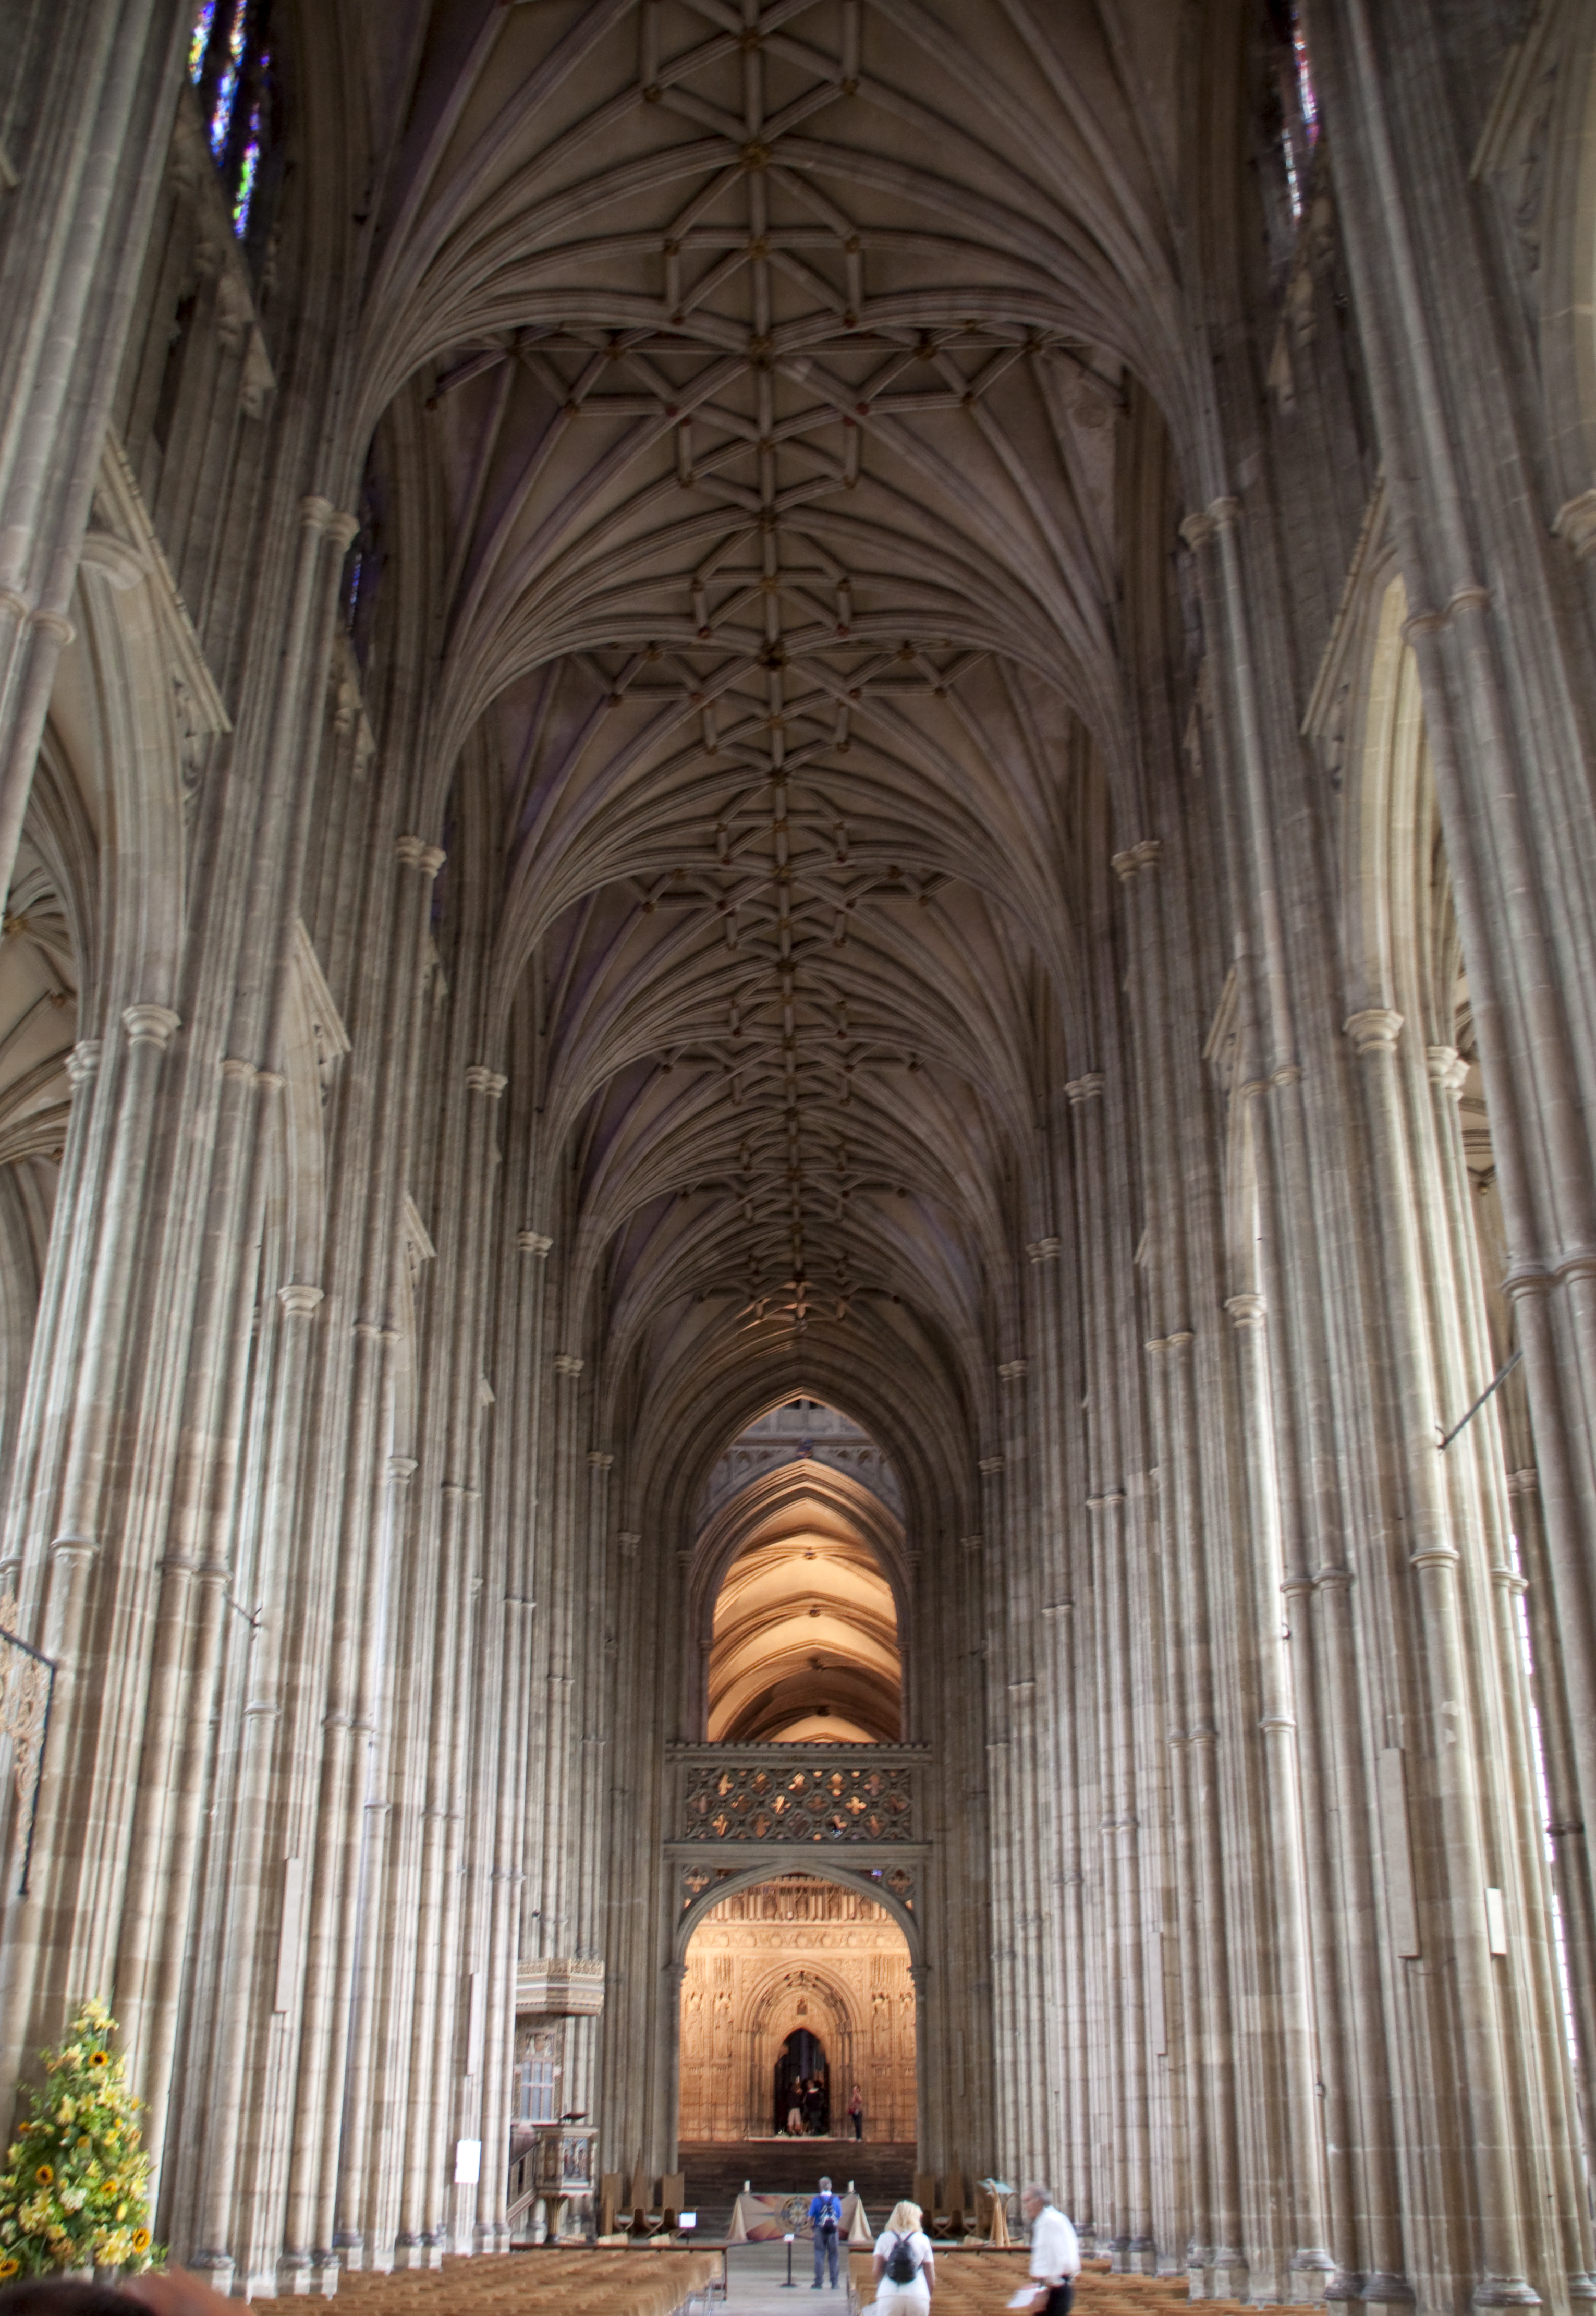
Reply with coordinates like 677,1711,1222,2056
0,2257,18,2278
87,2052,108,2071
132,2229,151,2253
32,2166,51,2186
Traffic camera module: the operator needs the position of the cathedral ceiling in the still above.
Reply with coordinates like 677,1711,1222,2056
356,0,1184,1456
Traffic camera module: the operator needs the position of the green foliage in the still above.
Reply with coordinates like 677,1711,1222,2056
0,1999,161,2276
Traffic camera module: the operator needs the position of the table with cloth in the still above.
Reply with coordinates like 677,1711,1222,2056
727,2190,873,2246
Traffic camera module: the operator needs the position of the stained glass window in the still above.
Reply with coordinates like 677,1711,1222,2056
187,0,274,241
1281,7,1319,221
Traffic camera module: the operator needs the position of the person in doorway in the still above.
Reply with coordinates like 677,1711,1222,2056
1020,2183,1080,2316
847,2083,864,2141
787,2096,806,2136
810,2175,844,2288
872,2198,935,2311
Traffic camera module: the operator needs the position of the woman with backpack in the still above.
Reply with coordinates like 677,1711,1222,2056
872,2199,935,2309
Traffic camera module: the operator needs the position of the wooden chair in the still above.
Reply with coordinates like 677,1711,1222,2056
660,2171,685,2233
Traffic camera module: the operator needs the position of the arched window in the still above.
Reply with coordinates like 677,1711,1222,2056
1270,2,1320,221
187,0,276,238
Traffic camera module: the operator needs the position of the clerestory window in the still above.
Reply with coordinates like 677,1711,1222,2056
187,0,275,239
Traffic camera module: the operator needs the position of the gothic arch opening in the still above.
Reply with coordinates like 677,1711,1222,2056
693,1400,907,1742
678,1873,916,2148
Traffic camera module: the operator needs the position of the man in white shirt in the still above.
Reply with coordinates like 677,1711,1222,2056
1021,2182,1081,2316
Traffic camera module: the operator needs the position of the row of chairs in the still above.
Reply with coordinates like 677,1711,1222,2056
597,2167,689,2237
851,2250,1254,2315
336,2247,718,2316
911,2171,1005,2239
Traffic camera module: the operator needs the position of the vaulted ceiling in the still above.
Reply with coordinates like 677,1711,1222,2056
354,0,1188,1459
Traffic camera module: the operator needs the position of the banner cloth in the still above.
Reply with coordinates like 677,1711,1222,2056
727,2191,872,2246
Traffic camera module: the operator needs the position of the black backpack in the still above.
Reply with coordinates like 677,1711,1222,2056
885,2232,918,2284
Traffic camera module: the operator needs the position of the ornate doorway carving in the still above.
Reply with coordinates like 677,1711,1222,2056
775,2026,828,2135
678,1872,916,2143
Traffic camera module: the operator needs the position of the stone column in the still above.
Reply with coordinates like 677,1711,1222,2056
1308,16,1596,2167
1344,1008,1536,2308
188,1274,326,2296
0,0,191,906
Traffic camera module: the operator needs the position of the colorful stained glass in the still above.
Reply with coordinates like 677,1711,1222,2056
233,85,264,235
1292,17,1319,146
187,0,215,83
209,0,248,163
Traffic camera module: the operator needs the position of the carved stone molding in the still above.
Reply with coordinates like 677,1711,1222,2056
1027,1235,1061,1264
1111,838,1162,882
277,1283,325,1320
518,1230,553,1256
123,1003,181,1050
1344,1007,1403,1057
515,1958,605,2016
1553,488,1596,563
677,1748,917,1844
1064,1072,1105,1105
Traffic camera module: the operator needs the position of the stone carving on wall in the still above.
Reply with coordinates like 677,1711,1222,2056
681,1754,913,1842
678,1875,915,2143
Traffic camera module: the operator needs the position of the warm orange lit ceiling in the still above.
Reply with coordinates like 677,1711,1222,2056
708,1490,899,1741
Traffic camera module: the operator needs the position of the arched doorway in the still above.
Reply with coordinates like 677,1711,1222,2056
678,1873,916,2143
775,2027,828,2136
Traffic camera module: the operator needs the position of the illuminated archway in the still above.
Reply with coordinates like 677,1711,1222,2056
678,1873,917,2145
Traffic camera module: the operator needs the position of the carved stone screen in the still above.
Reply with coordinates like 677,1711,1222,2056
678,1873,916,2143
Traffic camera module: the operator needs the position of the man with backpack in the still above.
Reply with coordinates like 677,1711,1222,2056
809,2175,843,2288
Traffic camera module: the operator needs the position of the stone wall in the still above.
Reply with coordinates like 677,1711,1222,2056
678,1877,915,2143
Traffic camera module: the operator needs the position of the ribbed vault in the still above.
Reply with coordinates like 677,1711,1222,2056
358,0,1176,1460
692,1452,906,1739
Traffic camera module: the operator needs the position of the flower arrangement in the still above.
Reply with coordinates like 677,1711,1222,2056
0,1999,161,2276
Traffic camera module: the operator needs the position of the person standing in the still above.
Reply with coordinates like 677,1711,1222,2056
810,2175,844,2289
847,2084,864,2141
1020,2184,1080,2315
872,2199,935,2310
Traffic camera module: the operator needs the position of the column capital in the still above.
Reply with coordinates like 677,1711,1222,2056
1225,1292,1266,1330
1344,1007,1403,1056
1027,1234,1061,1264
395,834,446,878
997,1358,1028,1381
66,1040,102,1085
1553,487,1596,563
1064,1071,1104,1105
1426,1044,1468,1095
587,1450,614,1470
465,1064,508,1098
387,1456,419,1484
123,1003,181,1049
977,1454,1005,1475
518,1230,553,1256
1111,838,1162,882
553,1352,584,1376
278,1283,325,1319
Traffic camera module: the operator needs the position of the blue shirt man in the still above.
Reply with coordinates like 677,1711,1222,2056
810,2177,843,2288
